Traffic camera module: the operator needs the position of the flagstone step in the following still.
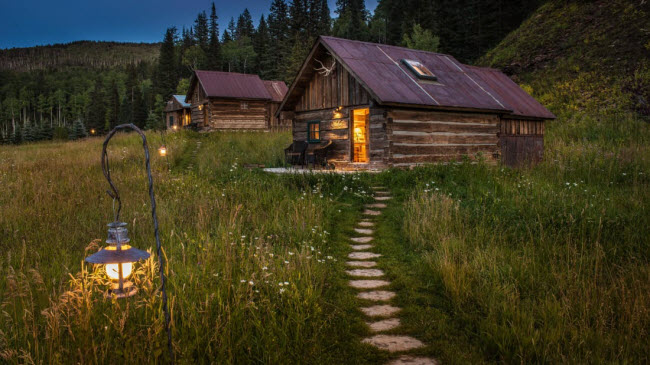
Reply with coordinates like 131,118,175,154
364,209,382,216
375,191,391,196
358,221,375,227
360,305,401,317
362,335,424,352
357,290,396,301
387,356,439,365
354,228,374,235
375,196,392,201
366,203,387,209
349,280,390,289
350,244,374,251
346,269,384,277
351,236,373,243
367,318,401,332
348,252,381,260
346,261,377,268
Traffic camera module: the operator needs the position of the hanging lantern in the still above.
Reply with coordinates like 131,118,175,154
90,128,96,135
158,145,167,157
85,222,150,298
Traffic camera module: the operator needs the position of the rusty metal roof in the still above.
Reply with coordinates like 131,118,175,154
263,80,288,102
189,71,287,102
280,36,554,119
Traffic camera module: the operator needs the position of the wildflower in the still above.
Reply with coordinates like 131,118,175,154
284,281,289,285
262,266,268,270
279,288,285,294
240,280,246,283
249,281,254,286
288,252,294,256
284,260,289,264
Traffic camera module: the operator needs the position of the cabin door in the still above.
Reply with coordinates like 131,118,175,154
352,108,370,163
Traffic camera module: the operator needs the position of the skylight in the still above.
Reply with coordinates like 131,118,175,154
401,59,437,81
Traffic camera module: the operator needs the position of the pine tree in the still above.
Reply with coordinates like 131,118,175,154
268,0,290,79
155,27,179,100
194,11,209,51
317,0,331,36
333,0,369,40
236,9,255,40
69,119,88,140
254,16,274,78
206,2,221,70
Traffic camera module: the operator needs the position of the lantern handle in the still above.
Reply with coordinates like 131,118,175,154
100,123,174,363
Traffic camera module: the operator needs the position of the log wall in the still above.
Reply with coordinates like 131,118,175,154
386,109,500,166
293,106,387,168
499,118,545,166
204,99,268,131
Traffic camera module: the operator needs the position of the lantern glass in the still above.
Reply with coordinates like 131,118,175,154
106,262,133,280
158,146,167,156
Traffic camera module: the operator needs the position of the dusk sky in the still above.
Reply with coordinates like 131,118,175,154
0,0,378,49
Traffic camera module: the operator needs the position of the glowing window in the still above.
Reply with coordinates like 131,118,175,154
401,59,437,81
308,121,320,143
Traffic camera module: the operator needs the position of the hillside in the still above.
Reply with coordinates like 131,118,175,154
0,41,160,72
478,0,650,119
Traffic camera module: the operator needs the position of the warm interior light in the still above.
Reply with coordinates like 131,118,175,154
353,109,369,163
198,104,203,111
158,146,167,157
106,262,133,280
172,125,178,131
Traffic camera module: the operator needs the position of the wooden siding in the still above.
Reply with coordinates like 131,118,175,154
204,99,267,130
292,106,387,168
295,56,371,112
386,110,500,166
187,82,284,131
499,118,545,166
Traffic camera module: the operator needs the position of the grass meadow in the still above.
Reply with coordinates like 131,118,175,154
1,109,649,363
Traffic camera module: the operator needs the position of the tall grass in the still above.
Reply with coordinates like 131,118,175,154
0,130,372,363
397,113,650,362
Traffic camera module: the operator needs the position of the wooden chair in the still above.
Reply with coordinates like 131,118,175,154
306,140,333,167
284,141,309,166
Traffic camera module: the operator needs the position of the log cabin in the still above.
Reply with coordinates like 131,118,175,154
164,95,191,130
277,36,555,169
185,70,289,131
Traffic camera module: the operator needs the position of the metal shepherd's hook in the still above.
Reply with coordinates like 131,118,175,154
101,123,174,363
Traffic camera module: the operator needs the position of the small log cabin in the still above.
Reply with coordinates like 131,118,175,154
185,70,289,131
164,95,191,130
278,36,555,168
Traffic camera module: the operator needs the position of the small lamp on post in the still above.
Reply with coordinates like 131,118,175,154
90,128,96,135
84,123,173,362
158,145,167,157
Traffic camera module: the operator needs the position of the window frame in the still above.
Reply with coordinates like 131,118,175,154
307,121,321,143
401,59,437,81
240,101,249,110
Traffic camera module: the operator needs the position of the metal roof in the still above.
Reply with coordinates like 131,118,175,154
188,70,287,102
173,95,190,108
280,36,554,120
263,81,289,102
464,66,556,119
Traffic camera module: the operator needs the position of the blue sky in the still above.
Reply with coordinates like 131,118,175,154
0,0,378,49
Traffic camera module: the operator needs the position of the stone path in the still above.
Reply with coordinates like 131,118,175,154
345,186,438,364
